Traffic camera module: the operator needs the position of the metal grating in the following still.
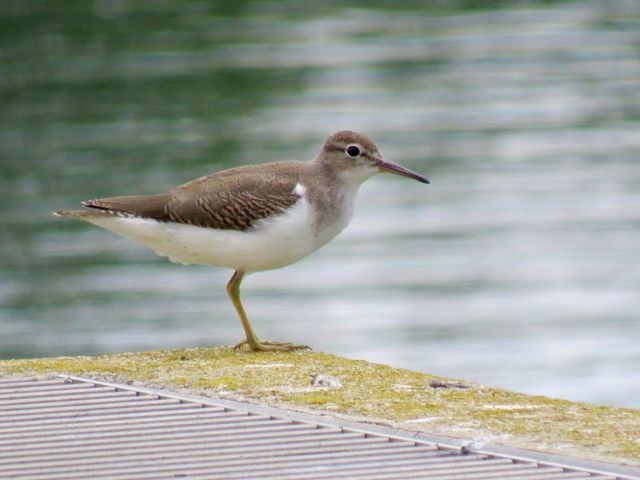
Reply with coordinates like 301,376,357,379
0,377,636,480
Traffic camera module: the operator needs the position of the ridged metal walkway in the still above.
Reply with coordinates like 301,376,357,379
0,376,637,480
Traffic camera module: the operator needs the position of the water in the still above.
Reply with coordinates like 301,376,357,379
1,0,639,407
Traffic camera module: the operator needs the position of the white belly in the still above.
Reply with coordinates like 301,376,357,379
84,198,348,272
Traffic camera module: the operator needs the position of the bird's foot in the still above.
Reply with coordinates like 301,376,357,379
234,339,311,352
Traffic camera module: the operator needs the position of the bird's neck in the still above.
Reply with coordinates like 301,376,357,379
302,160,369,235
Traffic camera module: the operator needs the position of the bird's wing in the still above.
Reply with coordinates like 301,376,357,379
166,163,303,230
81,162,304,231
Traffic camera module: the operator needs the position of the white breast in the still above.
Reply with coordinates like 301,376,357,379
84,196,348,273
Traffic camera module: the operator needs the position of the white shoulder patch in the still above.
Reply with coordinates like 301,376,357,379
293,183,306,196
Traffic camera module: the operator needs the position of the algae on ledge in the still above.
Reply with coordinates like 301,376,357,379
0,347,638,466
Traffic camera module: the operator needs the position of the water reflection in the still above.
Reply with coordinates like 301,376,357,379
1,0,639,407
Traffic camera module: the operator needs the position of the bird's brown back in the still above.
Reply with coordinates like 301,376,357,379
83,161,306,231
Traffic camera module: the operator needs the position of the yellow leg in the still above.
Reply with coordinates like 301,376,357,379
226,270,310,352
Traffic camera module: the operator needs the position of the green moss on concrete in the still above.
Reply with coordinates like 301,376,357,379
1,347,638,465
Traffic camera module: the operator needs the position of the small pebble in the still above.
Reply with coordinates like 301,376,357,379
311,373,343,388
461,439,487,454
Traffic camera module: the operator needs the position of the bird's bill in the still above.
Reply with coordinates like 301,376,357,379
377,159,430,184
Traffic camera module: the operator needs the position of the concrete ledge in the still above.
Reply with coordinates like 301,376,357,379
1,347,638,469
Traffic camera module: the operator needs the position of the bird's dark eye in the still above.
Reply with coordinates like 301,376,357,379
346,145,361,158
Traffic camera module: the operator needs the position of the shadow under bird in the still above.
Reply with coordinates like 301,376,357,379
54,131,429,351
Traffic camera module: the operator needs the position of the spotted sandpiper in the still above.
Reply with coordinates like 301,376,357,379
54,131,429,352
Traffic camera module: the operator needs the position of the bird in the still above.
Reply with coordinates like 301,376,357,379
53,130,429,352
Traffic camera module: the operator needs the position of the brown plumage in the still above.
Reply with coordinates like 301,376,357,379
72,161,306,231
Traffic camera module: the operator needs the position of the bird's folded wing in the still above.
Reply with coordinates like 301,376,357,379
82,166,303,231
165,189,301,231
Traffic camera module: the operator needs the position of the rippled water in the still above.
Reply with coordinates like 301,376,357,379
1,1,639,407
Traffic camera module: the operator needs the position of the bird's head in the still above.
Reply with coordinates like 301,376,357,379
318,130,429,185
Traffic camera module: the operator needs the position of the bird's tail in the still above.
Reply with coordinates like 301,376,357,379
52,209,116,219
